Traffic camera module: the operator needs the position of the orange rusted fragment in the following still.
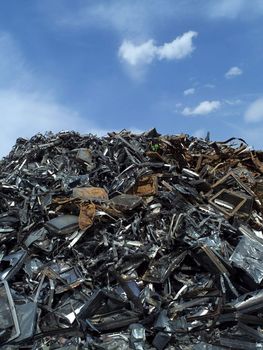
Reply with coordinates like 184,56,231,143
73,187,108,201
78,203,96,230
132,175,158,196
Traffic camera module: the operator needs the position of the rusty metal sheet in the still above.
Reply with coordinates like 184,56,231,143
131,175,158,196
78,203,96,230
73,187,108,201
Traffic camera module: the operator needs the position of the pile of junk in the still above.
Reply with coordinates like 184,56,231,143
1,129,263,349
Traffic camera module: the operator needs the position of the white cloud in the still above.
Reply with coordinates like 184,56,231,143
182,100,221,116
118,39,157,66
119,31,197,66
225,66,243,79
184,88,195,96
244,98,263,123
0,31,106,158
157,31,198,60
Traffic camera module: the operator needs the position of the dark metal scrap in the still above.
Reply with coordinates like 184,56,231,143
0,130,263,349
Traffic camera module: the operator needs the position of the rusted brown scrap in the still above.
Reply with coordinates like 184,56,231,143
131,175,158,197
78,203,96,230
73,187,108,201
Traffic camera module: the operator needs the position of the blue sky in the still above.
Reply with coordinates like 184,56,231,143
0,0,263,155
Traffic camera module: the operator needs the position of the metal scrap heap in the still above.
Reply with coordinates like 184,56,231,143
2,129,263,349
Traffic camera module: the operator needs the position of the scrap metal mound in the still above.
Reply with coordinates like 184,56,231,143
1,129,263,349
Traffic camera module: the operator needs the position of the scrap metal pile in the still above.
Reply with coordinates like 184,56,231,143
2,129,263,349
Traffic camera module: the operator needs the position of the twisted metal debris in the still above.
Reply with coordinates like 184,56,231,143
1,129,263,349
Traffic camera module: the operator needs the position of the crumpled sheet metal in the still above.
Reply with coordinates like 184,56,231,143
1,130,263,348
72,186,108,201
230,234,263,283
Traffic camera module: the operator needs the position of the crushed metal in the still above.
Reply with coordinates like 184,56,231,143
1,130,263,349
